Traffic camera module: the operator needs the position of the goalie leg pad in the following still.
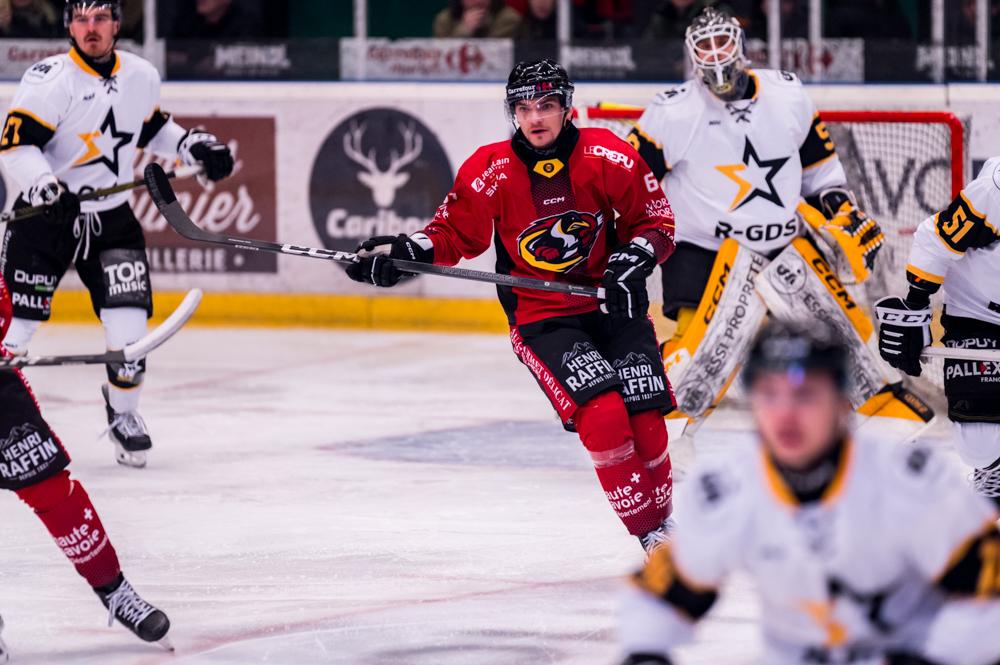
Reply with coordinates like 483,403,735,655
661,238,769,421
941,312,1000,424
0,370,71,491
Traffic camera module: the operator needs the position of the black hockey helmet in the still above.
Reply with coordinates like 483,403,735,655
742,319,850,392
505,59,575,118
64,0,123,28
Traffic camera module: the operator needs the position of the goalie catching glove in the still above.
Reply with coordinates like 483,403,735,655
601,237,657,319
345,233,434,287
800,188,884,284
875,295,932,377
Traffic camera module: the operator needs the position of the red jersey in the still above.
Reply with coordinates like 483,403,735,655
423,125,676,325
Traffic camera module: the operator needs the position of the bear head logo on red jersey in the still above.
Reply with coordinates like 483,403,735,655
517,210,605,272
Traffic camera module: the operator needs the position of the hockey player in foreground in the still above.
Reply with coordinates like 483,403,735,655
0,276,171,655
877,159,1000,507
619,321,1000,665
0,0,233,468
346,60,679,551
626,7,932,438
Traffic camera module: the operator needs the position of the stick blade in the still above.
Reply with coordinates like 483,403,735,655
144,162,176,207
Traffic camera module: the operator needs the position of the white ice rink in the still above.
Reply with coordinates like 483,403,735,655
0,324,954,665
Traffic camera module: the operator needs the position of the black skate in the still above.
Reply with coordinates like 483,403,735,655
971,459,1000,509
102,384,151,468
0,613,10,664
95,575,172,650
638,516,678,556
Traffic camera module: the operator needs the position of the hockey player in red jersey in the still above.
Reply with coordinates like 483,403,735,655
0,275,171,652
346,60,679,551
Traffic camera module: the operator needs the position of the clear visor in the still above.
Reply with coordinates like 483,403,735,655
685,23,743,91
506,93,568,127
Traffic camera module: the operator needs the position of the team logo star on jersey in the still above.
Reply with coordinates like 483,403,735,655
715,137,790,211
74,108,134,175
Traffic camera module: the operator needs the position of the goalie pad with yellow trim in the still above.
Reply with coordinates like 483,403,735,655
661,238,770,424
756,238,934,436
798,191,884,285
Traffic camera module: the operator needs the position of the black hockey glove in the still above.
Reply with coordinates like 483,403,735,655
28,175,79,226
601,237,657,319
345,234,433,287
875,295,932,377
886,653,943,665
179,130,234,182
619,654,672,665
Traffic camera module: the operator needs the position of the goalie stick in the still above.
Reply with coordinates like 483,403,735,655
143,163,601,299
0,288,202,369
0,165,203,225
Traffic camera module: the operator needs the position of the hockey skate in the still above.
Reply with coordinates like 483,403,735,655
971,460,1000,510
0,613,9,664
639,516,678,555
95,575,172,650
101,384,151,468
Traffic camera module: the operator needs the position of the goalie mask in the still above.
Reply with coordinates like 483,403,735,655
685,7,750,102
504,59,575,128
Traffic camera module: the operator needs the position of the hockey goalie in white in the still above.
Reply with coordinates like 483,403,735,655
627,7,932,438
876,158,1000,507
618,321,1000,665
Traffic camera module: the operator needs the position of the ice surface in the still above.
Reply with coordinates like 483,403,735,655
0,325,954,664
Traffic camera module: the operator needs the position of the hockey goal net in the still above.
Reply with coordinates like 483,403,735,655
581,106,969,391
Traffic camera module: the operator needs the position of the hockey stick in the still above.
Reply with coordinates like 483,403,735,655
921,346,1000,362
143,163,601,299
0,165,204,225
0,288,202,369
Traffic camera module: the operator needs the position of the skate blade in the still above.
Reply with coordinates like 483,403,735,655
156,635,174,652
113,442,147,469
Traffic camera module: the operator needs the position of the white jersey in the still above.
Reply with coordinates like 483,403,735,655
906,157,1000,327
634,69,846,255
0,48,186,213
620,436,1000,664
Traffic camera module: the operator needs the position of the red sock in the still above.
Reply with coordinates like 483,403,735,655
630,410,673,520
16,471,121,588
576,392,662,536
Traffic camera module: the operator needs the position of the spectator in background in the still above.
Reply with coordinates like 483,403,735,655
741,0,806,38
171,0,263,40
0,0,60,38
644,0,729,40
515,0,557,38
433,0,522,38
574,0,633,39
827,0,912,40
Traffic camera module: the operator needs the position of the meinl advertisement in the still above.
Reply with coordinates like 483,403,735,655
131,116,277,274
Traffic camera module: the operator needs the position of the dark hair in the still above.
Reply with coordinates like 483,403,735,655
449,0,506,20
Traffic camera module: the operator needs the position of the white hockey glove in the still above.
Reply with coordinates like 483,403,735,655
601,237,657,320
178,129,234,184
799,189,884,284
875,295,931,377
27,174,80,226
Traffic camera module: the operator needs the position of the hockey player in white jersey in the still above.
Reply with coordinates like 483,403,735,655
0,0,233,467
618,321,1000,665
627,7,932,435
876,159,1000,508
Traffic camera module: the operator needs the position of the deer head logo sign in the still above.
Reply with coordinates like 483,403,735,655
309,108,453,252
343,121,424,209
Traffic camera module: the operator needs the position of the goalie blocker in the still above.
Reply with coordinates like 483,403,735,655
663,236,933,435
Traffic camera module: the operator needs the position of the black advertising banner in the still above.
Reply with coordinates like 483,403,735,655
166,39,340,80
